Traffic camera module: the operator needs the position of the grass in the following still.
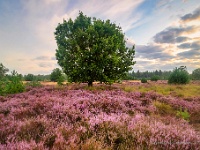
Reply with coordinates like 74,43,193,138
121,83,200,98
153,101,176,116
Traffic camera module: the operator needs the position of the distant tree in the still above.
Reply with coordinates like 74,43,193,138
55,12,135,86
50,68,64,82
24,74,35,81
192,68,200,80
0,63,9,79
141,78,147,83
150,75,160,81
168,66,190,84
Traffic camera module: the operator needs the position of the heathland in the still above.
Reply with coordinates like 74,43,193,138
0,81,200,149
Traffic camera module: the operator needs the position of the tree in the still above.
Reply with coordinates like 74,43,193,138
168,66,190,84
0,63,9,79
24,74,35,81
50,68,64,82
192,68,200,80
55,12,135,86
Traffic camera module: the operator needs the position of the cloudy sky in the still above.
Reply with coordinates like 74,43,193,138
0,0,199,74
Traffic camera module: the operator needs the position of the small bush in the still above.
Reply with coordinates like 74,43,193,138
176,108,190,121
141,78,147,83
168,66,190,84
150,75,160,81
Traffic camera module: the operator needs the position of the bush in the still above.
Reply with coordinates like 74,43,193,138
50,68,64,82
0,71,25,96
150,75,160,81
192,68,200,80
176,108,190,121
57,76,65,85
168,66,190,84
141,78,147,83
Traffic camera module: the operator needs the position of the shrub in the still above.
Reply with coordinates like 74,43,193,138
50,68,65,82
0,71,25,95
176,108,190,121
5,71,25,94
57,76,65,85
168,66,190,84
150,75,160,81
141,78,147,83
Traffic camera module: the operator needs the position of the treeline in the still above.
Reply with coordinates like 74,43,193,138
123,70,172,80
23,74,50,81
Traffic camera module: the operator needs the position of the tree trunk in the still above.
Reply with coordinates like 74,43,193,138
88,81,93,87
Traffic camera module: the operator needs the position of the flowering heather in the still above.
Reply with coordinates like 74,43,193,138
0,86,199,149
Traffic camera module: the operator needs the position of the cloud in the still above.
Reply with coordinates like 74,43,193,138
136,44,174,60
181,6,200,22
177,50,200,58
51,56,56,60
38,62,52,68
175,36,190,43
178,42,200,50
34,56,50,60
153,26,198,44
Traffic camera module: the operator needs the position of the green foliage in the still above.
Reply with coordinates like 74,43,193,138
123,72,135,80
141,78,147,83
192,68,200,80
168,66,190,84
55,12,135,86
5,71,25,94
25,81,42,87
150,75,160,81
24,74,50,81
0,63,9,79
176,108,190,121
50,68,64,82
57,76,65,85
24,74,35,81
0,70,25,96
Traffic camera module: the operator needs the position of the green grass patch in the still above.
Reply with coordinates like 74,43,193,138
121,83,200,98
153,101,176,116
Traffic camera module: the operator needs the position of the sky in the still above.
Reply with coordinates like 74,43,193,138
0,0,200,75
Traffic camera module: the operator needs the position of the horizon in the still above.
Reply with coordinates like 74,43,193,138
0,0,199,75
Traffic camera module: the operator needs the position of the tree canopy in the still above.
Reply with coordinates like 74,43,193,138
55,12,135,86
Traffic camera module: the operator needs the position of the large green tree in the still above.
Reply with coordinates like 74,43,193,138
55,12,135,86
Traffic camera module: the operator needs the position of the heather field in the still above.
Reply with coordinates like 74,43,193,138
0,82,200,150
